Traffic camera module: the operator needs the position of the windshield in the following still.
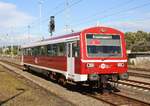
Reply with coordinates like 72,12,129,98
86,34,122,57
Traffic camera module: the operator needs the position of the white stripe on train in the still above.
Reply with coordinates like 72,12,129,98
23,63,87,81
81,59,127,62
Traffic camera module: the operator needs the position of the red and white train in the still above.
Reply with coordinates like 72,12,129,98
21,26,128,87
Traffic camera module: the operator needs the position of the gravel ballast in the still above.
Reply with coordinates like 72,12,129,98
0,62,109,106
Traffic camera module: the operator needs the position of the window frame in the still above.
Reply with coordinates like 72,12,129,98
85,33,123,58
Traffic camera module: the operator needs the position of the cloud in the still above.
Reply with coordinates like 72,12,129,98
14,34,41,42
0,1,35,29
103,19,150,32
0,33,42,46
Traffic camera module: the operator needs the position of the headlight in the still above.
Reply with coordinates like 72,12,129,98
87,63,94,68
117,63,125,67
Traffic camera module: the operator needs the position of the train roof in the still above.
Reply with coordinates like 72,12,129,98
21,31,81,48
21,26,124,48
42,32,80,42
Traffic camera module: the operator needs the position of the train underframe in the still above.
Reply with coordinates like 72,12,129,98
87,73,128,89
23,64,128,89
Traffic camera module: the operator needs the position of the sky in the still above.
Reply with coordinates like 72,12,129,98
0,0,150,46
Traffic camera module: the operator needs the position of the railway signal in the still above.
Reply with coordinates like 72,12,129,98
49,16,55,36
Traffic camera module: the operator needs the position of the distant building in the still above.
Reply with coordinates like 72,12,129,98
128,52,150,65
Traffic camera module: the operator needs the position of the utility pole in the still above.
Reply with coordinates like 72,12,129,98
10,27,14,58
0,36,4,56
0,38,3,56
64,0,70,33
0,35,5,56
4,34,8,56
27,25,31,42
38,0,44,36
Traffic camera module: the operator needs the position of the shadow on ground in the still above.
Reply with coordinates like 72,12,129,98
0,88,26,105
24,69,120,95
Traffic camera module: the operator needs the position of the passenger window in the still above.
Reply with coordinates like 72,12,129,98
32,47,39,56
47,43,66,56
40,46,47,55
47,44,53,56
23,49,26,55
58,43,66,56
72,41,80,57
68,44,71,57
26,48,32,56
53,44,58,56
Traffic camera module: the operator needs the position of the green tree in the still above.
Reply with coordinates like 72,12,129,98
125,31,150,52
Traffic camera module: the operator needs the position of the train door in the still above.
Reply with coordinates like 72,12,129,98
67,42,75,79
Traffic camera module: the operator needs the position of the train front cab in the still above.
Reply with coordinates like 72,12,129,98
79,27,129,85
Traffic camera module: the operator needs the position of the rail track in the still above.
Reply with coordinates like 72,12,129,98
129,67,150,72
118,79,150,91
0,60,23,70
84,92,150,106
0,62,76,106
128,71,150,79
0,60,150,106
3,60,150,90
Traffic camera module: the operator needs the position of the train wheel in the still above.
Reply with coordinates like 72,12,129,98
49,72,55,81
58,76,67,87
23,67,26,71
76,82,82,87
23,65,29,71
89,81,100,88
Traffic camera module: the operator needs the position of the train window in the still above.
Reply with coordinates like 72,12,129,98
72,41,80,57
23,49,26,55
86,34,93,39
47,43,66,56
25,48,32,56
32,47,39,56
86,34,122,57
29,48,32,56
52,44,58,56
47,44,58,56
24,48,27,55
25,48,29,56
68,44,71,57
112,35,120,39
40,46,47,55
47,44,53,56
58,43,66,56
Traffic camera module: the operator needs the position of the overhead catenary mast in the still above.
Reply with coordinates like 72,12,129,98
27,25,31,42
10,26,14,58
38,0,44,36
64,0,71,33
